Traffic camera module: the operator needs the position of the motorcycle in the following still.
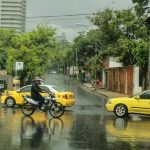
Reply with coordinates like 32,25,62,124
21,94,64,118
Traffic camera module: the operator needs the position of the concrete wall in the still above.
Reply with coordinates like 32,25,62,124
109,57,123,68
103,56,122,69
133,67,142,95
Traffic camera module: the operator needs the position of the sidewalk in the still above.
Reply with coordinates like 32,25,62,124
82,83,128,99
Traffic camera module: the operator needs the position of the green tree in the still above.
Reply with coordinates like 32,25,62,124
88,7,149,89
49,37,73,74
132,0,150,15
0,29,20,69
4,25,56,84
90,8,148,67
72,29,104,80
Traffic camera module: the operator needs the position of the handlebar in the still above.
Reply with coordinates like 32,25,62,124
41,90,55,97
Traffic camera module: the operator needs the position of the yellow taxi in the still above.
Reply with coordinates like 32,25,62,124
1,84,75,108
106,90,150,117
12,76,20,86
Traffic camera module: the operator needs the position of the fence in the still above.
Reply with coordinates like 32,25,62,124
106,66,133,96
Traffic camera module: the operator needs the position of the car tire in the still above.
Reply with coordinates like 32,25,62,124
5,97,16,107
114,104,128,118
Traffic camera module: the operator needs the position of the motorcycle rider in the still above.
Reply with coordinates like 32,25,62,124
31,76,45,111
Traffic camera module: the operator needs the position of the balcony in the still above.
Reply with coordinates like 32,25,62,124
1,11,23,16
1,20,21,24
1,7,22,11
1,23,21,28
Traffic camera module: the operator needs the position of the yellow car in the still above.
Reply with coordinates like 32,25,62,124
106,90,150,117
1,84,75,108
12,76,20,86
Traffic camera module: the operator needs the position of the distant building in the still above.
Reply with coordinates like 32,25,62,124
0,0,26,33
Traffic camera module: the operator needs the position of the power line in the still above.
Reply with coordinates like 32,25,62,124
26,17,87,22
26,13,93,19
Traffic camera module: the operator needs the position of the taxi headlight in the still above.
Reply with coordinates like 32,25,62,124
6,92,11,96
107,100,112,104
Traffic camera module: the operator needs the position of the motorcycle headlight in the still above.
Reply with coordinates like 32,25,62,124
44,97,50,103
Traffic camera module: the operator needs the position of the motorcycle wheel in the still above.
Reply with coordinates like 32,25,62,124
49,102,64,118
21,102,35,116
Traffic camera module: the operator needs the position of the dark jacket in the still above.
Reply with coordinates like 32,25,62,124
31,82,43,101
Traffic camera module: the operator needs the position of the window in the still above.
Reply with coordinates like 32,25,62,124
0,80,5,84
20,86,31,92
0,79,7,89
140,91,150,99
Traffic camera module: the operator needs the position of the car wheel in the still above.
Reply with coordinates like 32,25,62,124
5,97,16,107
114,104,128,118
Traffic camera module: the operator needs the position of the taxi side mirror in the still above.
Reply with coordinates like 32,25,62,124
17,89,20,93
135,96,140,100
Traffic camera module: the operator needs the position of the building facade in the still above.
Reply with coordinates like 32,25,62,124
0,0,26,33
102,56,142,96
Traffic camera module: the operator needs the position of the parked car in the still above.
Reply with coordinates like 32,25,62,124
106,90,150,117
0,79,7,91
0,84,75,108
49,70,57,74
12,76,20,86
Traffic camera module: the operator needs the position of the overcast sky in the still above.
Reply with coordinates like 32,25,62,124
26,0,133,42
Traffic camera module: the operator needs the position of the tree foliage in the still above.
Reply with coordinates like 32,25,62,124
0,25,57,83
48,35,73,74
1,3,150,83
71,6,149,81
132,0,150,15
0,29,19,69
72,29,103,73
90,8,148,67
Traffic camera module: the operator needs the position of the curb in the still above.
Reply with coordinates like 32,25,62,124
80,84,108,99
81,83,128,99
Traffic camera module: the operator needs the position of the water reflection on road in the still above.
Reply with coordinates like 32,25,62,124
1,107,150,149
0,74,150,149
0,107,76,150
106,115,150,149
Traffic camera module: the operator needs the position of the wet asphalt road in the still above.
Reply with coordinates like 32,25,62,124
1,74,150,150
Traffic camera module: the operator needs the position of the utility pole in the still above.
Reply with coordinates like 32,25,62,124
94,41,97,91
146,17,150,89
147,36,150,89
76,49,79,80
